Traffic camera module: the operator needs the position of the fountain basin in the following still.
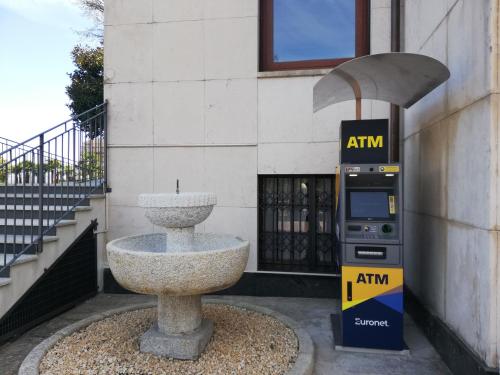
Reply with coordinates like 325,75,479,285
107,233,249,296
138,193,216,228
107,191,250,359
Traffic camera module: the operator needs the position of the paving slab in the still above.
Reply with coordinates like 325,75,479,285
0,293,451,375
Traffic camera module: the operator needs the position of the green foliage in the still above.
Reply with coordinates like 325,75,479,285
66,45,103,120
45,159,62,184
67,1,104,138
0,157,6,183
9,160,37,184
78,151,102,180
64,165,75,182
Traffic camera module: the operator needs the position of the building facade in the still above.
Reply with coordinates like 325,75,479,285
104,0,500,372
104,0,392,275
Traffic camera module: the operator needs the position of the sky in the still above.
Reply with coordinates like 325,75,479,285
0,0,95,142
274,0,355,62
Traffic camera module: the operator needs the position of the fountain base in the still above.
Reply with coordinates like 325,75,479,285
140,319,214,360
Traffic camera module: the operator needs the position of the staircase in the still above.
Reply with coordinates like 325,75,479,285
0,104,107,329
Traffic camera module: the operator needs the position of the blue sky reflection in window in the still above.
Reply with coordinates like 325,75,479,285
273,0,356,62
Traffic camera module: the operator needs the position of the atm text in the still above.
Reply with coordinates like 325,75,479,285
356,273,389,285
346,136,384,149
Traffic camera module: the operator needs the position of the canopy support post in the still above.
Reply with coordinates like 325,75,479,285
356,98,362,120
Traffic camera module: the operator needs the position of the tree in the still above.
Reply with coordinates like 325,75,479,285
78,0,104,40
0,158,6,184
66,0,104,126
8,160,35,184
45,159,62,184
64,165,75,182
78,151,102,181
66,45,103,117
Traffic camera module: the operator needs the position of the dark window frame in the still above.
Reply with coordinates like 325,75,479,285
259,0,371,71
258,174,339,274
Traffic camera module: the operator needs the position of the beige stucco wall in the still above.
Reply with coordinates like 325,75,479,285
403,0,500,367
103,0,392,273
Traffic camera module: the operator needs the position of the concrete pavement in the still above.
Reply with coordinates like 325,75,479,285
0,294,451,375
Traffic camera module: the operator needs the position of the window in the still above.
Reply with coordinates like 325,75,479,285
258,175,338,274
260,0,370,71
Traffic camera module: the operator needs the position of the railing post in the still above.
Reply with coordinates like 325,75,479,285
38,134,44,253
103,101,108,193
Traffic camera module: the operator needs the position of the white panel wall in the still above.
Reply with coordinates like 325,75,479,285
104,0,392,275
403,0,500,367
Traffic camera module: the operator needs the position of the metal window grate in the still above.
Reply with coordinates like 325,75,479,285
258,175,339,274
0,223,98,344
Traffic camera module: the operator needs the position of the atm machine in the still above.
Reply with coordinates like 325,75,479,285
339,162,404,351
312,52,450,353
335,119,404,351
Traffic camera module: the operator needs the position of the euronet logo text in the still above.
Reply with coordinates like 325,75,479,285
354,318,390,327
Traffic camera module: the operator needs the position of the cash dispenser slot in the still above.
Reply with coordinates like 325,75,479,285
348,225,362,231
355,246,386,260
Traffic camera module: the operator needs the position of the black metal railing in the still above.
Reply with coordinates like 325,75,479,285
0,137,21,154
0,136,77,168
0,103,107,277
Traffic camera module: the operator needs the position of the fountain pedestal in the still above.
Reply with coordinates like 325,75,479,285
158,295,202,334
107,192,249,360
140,295,213,359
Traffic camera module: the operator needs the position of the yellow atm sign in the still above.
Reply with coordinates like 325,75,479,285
340,119,389,164
346,135,384,149
342,266,403,311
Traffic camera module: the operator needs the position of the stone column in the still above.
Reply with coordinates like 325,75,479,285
164,226,195,252
140,293,213,359
157,295,202,334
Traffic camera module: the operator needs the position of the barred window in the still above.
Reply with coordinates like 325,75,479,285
258,175,339,274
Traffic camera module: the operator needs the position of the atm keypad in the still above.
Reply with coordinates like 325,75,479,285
346,223,397,240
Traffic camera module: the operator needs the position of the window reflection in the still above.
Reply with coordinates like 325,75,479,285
273,0,356,62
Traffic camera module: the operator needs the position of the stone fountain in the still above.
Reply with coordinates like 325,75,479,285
106,189,249,359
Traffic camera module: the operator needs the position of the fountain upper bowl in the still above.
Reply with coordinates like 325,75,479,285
138,193,217,228
107,233,249,296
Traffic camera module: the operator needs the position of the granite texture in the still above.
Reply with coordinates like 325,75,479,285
140,319,214,360
138,192,216,228
164,227,195,252
138,193,217,208
143,205,214,228
107,233,250,296
157,295,202,334
106,192,250,359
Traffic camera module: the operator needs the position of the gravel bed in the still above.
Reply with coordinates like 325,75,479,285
39,304,299,375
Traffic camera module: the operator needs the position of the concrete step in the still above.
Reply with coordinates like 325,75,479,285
0,205,91,219
0,254,38,267
0,234,58,258
0,235,58,245
0,185,105,318
0,194,90,207
0,218,77,226
0,183,103,195
0,218,76,236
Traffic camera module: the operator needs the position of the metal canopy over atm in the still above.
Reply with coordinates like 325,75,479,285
313,52,450,352
313,52,450,117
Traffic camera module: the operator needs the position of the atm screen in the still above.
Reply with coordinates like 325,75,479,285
349,191,390,220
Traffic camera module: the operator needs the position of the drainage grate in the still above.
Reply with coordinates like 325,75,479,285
0,223,98,344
